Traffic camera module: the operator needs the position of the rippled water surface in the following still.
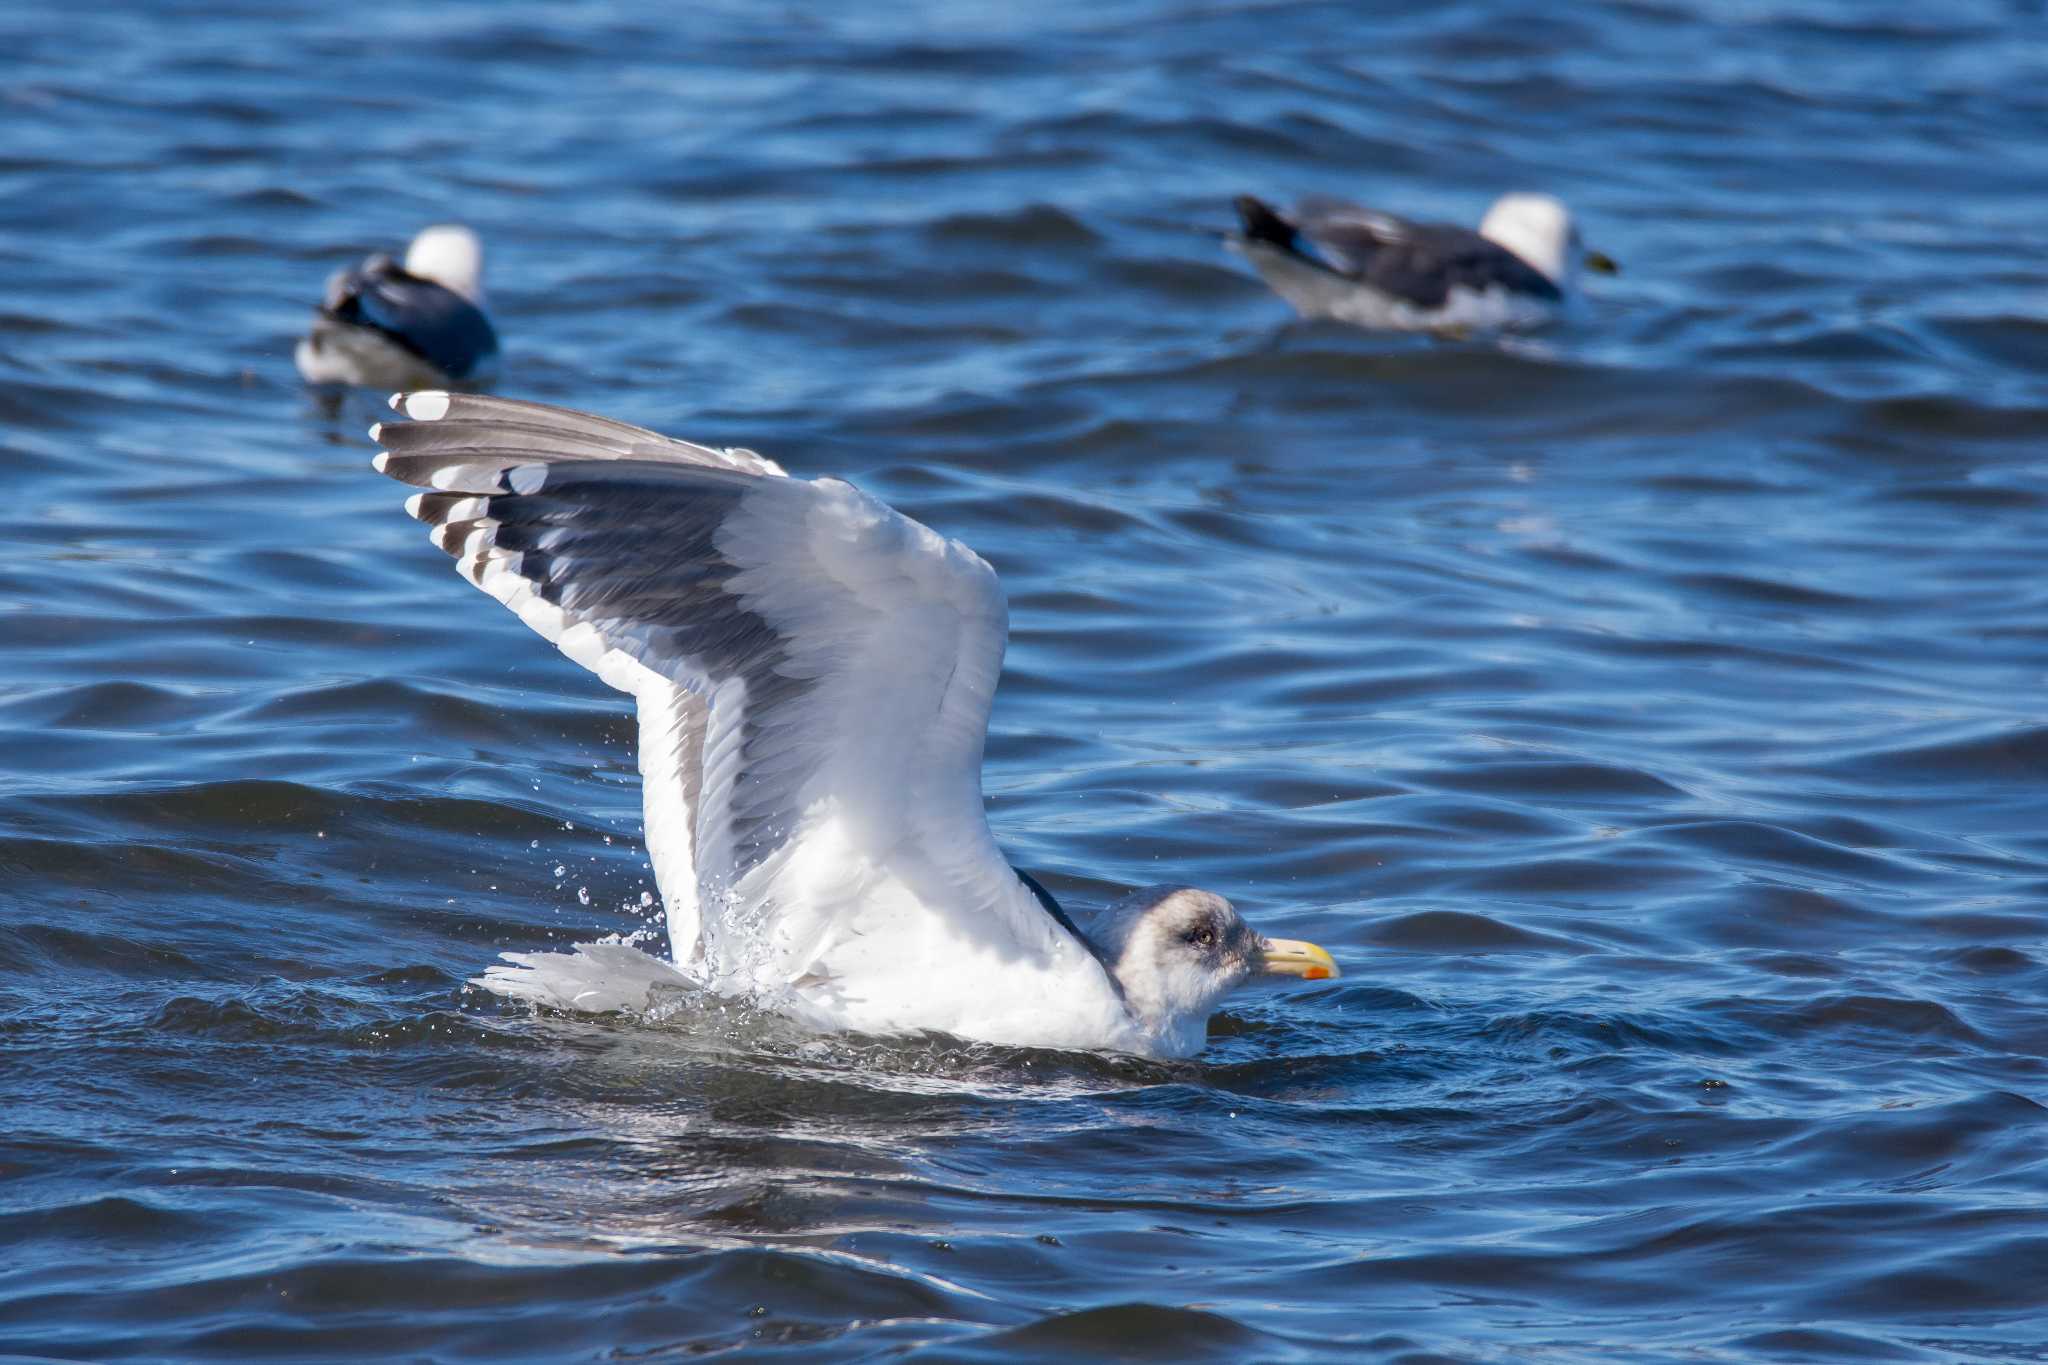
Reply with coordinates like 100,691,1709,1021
6,2,2048,1359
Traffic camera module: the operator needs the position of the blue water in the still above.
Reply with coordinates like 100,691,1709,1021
5,2,2048,1359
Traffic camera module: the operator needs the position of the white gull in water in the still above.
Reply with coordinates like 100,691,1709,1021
296,226,500,389
369,392,1339,1058
1229,192,1617,331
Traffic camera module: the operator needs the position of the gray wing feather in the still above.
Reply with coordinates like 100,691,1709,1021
1289,197,1562,307
381,391,785,477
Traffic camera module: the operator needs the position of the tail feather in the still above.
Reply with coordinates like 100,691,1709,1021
1233,195,1301,252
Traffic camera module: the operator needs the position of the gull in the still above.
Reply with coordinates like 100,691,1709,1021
1229,191,1617,331
296,226,500,389
369,392,1339,1058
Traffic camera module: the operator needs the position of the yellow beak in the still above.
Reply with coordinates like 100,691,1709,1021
1257,937,1340,982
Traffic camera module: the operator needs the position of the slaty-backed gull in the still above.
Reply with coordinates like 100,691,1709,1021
369,392,1339,1058
1229,192,1617,331
297,226,500,389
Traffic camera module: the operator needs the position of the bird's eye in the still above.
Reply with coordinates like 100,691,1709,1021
1188,926,1217,948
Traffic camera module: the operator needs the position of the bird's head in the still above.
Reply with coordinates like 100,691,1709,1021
1479,193,1617,285
1095,886,1338,1052
405,224,487,303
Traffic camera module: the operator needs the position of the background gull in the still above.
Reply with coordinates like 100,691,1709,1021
1230,191,1617,331
370,391,1338,1058
296,225,500,389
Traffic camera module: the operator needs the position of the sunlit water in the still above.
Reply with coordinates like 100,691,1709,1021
4,1,2048,1359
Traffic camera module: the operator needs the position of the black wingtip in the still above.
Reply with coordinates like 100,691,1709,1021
1232,194,1298,250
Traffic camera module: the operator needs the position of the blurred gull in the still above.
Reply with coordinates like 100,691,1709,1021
369,392,1339,1058
296,225,500,389
1229,192,1617,331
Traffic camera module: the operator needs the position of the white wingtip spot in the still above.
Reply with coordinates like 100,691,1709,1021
403,492,426,519
387,392,406,412
368,422,384,443
403,391,452,421
371,451,390,474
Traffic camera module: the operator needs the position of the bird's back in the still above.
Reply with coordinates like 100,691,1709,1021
1290,198,1563,308
302,255,499,385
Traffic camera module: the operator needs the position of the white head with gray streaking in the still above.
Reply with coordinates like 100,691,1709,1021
1078,886,1338,1056
403,224,486,304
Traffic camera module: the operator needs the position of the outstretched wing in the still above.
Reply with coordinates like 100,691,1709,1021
372,393,1111,1032
1292,196,1561,307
